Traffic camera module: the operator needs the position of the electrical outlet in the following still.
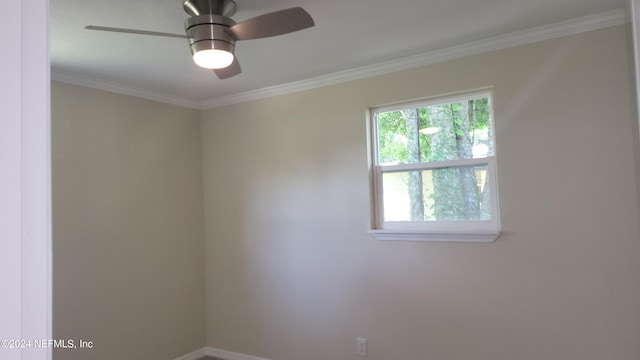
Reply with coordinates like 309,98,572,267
356,337,367,356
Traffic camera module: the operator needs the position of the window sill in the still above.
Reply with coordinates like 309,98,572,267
368,229,500,242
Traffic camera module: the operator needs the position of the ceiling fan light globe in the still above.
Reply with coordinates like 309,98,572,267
193,49,234,69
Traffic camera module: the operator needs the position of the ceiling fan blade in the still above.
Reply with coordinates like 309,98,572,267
85,25,187,39
227,7,314,41
214,57,241,79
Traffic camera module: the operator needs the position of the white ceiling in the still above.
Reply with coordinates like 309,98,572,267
51,0,626,107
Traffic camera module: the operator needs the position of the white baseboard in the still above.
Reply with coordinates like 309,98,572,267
205,347,272,360
173,348,210,360
174,347,272,360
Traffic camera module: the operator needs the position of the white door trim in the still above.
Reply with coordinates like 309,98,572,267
0,0,52,359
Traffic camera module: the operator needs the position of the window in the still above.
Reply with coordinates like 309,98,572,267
369,90,500,242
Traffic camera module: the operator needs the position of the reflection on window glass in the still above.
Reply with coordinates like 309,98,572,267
377,97,493,165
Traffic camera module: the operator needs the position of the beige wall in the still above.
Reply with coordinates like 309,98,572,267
52,82,206,360
50,24,640,360
201,25,640,360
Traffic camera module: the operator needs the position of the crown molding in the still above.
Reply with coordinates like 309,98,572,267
52,9,628,110
202,9,628,109
50,70,202,109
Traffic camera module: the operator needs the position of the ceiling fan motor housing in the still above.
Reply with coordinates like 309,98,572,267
185,14,237,58
183,0,237,17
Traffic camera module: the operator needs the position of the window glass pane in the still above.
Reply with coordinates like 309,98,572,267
376,96,493,165
381,165,492,222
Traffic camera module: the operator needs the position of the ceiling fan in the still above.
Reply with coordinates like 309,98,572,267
85,0,315,79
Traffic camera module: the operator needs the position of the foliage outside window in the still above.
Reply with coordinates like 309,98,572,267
370,90,500,242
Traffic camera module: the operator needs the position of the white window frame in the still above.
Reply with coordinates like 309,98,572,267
368,89,501,242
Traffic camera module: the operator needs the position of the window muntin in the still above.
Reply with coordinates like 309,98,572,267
371,91,500,238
